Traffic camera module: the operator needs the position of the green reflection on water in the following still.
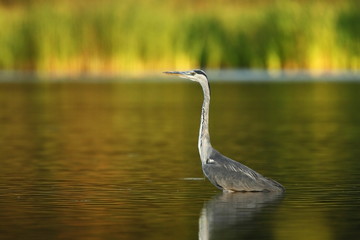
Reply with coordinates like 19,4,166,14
0,81,359,240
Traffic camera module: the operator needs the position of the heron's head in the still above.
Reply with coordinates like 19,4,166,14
163,69,208,84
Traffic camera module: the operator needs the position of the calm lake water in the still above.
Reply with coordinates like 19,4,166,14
0,80,359,240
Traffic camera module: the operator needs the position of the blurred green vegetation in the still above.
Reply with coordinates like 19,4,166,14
0,0,358,74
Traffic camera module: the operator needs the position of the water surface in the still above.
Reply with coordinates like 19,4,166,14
0,80,359,240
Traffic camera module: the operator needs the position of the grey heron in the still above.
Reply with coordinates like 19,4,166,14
164,69,285,192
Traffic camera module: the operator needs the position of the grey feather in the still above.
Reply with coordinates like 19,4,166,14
203,149,285,192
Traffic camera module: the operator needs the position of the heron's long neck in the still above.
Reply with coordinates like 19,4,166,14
198,81,212,163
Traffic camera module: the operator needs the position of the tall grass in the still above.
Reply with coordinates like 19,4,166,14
0,0,358,74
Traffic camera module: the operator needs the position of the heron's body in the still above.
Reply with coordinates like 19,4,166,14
203,148,284,192
164,69,285,193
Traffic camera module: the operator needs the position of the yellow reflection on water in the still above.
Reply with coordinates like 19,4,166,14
0,81,359,240
274,208,333,240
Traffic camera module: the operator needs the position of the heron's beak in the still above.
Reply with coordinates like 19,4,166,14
163,71,191,78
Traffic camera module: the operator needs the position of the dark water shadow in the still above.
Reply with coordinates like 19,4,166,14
199,192,283,240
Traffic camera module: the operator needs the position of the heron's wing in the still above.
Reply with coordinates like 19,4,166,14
203,149,284,192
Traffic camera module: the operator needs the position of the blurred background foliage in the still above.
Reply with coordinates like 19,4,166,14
0,0,358,74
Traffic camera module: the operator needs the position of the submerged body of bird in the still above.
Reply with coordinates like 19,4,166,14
164,70,285,193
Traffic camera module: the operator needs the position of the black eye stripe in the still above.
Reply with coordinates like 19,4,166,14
193,69,207,78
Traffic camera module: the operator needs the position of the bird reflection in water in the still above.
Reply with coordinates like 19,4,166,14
199,192,283,240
